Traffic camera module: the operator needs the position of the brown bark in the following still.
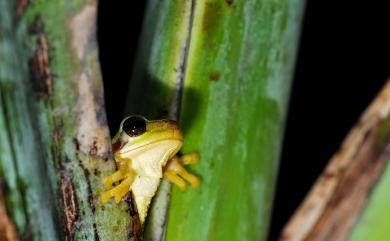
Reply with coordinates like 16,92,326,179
0,182,20,241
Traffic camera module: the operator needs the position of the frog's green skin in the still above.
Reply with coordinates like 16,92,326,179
101,116,199,224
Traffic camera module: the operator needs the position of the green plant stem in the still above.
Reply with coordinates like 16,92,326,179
126,0,305,240
0,0,137,240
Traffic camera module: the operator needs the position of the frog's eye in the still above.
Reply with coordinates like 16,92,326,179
122,116,147,137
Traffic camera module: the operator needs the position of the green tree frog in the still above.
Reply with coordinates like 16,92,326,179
100,116,200,224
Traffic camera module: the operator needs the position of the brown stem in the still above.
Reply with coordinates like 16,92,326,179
280,79,390,241
0,182,20,241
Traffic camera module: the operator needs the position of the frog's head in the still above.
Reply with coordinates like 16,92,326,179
112,116,183,169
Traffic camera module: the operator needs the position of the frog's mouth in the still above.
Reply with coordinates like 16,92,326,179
114,119,183,155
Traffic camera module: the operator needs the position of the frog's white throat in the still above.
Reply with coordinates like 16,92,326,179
119,139,182,224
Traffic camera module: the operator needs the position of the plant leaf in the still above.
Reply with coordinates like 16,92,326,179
126,0,304,240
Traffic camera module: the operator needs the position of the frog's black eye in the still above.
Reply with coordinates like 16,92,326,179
122,116,146,137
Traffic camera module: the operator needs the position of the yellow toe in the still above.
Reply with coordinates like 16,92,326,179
181,152,199,165
165,171,187,191
100,191,112,203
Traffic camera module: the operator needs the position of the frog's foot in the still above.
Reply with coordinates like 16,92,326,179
103,169,124,188
102,160,129,188
101,171,136,203
181,152,199,165
164,153,200,191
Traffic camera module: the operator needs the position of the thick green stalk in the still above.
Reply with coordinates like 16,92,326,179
0,0,137,240
0,1,57,239
126,0,305,240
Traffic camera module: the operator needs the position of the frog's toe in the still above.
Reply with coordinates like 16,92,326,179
114,177,134,203
103,170,126,188
165,171,187,191
101,174,135,203
101,190,113,203
181,152,199,165
103,177,114,189
177,167,200,188
114,193,123,203
165,155,201,190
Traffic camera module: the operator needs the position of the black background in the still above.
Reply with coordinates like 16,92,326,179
98,1,390,240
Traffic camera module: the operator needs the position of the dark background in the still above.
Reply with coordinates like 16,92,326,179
98,1,390,240
269,1,389,240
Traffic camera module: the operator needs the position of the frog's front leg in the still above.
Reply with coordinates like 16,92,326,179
164,152,200,191
101,157,136,203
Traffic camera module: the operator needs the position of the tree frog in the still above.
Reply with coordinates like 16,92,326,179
100,116,200,224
